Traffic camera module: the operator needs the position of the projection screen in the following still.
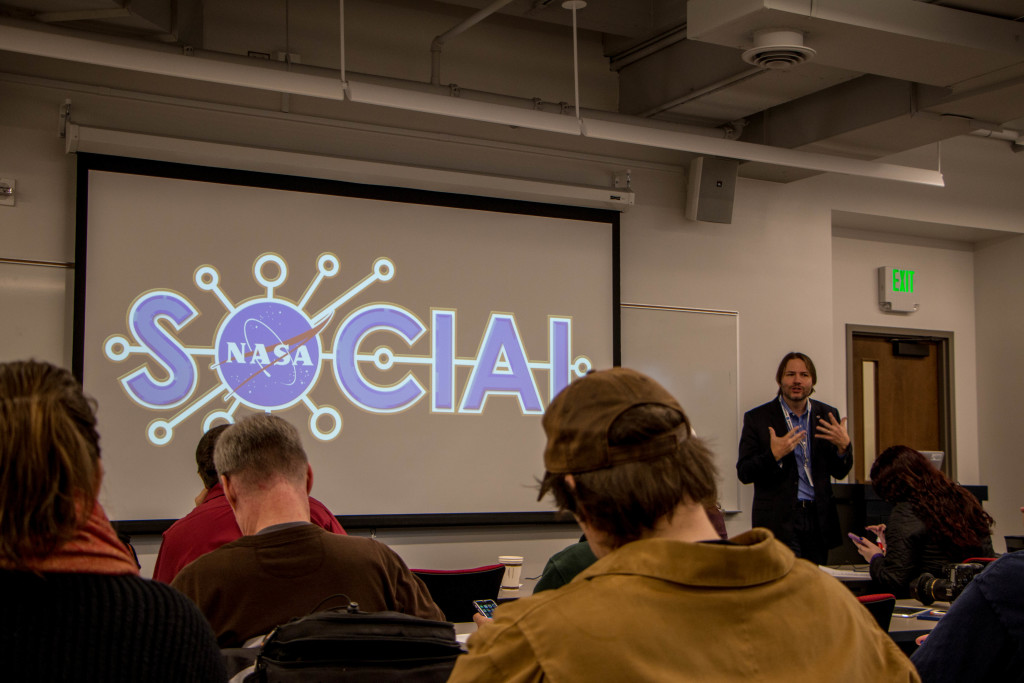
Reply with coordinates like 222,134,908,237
74,154,619,528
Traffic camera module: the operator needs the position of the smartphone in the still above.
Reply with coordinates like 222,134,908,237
848,532,864,543
473,599,498,618
892,606,929,618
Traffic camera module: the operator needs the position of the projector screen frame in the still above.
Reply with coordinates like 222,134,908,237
72,153,621,533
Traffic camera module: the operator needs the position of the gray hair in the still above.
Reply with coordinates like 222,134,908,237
213,414,308,486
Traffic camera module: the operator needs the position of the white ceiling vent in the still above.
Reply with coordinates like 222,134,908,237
741,29,816,70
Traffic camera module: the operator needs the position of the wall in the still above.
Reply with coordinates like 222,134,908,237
830,233,979,481
975,234,1024,552
0,117,75,368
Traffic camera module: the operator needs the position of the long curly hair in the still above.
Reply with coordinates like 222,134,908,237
870,445,992,549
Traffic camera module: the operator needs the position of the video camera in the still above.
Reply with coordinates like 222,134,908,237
910,562,985,605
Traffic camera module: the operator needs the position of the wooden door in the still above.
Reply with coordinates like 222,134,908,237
850,335,946,481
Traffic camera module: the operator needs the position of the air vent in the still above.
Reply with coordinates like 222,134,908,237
741,28,816,70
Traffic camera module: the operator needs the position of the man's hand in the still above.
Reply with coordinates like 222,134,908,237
194,486,209,508
815,413,850,451
472,613,493,628
769,426,805,461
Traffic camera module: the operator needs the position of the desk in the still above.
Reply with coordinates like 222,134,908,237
819,564,872,581
819,563,876,596
888,599,947,654
820,566,942,653
454,622,476,648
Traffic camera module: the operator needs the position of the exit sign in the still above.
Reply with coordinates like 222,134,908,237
891,268,915,293
878,266,919,313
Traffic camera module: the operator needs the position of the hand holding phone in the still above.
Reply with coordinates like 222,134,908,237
473,599,497,619
848,532,864,544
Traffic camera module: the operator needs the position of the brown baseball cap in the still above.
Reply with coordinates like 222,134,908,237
542,367,690,474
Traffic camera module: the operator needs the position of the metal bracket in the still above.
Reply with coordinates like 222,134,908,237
58,99,72,138
614,169,632,191
0,179,15,207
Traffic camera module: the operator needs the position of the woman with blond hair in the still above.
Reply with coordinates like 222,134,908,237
0,360,225,682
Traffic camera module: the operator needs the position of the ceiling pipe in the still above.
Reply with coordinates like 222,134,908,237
37,7,133,22
969,128,1023,142
913,109,1024,145
563,0,585,123
339,0,346,89
640,67,765,119
607,24,687,72
430,0,515,86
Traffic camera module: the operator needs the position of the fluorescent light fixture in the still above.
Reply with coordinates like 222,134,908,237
581,118,945,187
65,124,633,211
346,80,582,135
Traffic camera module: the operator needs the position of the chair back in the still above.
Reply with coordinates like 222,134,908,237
857,593,896,630
411,564,505,622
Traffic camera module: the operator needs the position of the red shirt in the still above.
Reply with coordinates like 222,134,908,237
152,482,345,583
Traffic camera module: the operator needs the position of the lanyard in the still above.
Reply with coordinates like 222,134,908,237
780,397,813,488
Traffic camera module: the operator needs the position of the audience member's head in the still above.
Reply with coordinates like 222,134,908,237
775,350,817,397
195,423,229,490
213,413,311,534
538,367,717,550
215,413,308,487
0,360,102,567
871,444,992,549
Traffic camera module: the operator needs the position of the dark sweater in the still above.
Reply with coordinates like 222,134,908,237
534,541,598,593
912,551,1024,682
869,502,993,598
3,570,226,682
172,524,444,647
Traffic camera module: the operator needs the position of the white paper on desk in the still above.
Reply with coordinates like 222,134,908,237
818,565,872,580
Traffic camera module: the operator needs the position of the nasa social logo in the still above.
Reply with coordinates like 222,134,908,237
105,252,591,446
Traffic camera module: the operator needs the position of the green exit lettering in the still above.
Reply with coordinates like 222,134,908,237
892,269,915,293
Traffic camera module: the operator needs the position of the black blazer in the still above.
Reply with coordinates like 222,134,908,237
737,397,853,550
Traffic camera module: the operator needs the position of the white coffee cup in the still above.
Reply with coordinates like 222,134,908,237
498,555,523,589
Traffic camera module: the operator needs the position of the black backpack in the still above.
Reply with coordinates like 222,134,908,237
249,606,464,682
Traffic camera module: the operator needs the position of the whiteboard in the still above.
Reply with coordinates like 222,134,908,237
0,260,71,367
620,304,741,512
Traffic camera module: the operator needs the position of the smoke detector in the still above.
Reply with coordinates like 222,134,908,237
741,28,816,70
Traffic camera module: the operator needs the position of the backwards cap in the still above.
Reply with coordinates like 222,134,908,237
542,367,690,474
